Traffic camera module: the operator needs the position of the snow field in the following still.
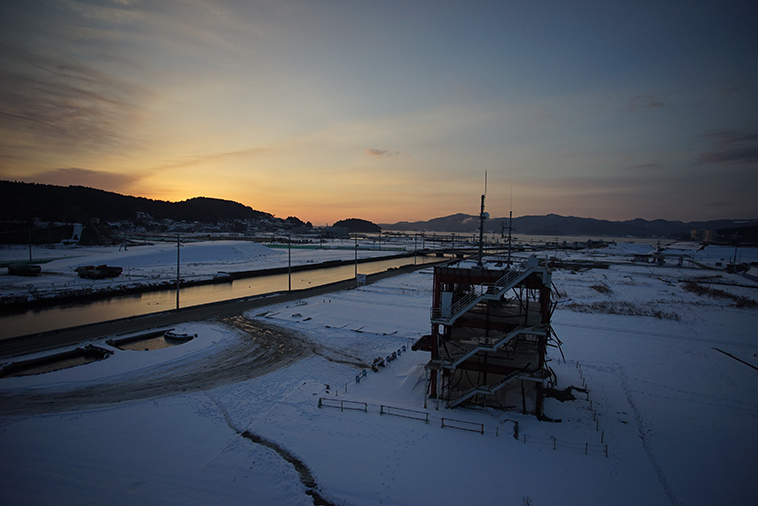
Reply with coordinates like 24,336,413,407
1,244,757,505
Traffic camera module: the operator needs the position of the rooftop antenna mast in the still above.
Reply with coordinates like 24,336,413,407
507,187,513,267
477,171,488,268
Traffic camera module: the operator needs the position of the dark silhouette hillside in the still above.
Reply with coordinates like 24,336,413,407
0,181,272,224
332,218,381,233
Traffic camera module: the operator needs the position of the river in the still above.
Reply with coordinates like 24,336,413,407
0,255,441,340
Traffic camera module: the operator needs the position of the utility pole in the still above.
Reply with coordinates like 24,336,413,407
288,234,292,291
507,209,513,266
176,234,180,310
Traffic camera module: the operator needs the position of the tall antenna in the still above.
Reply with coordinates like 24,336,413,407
507,187,513,267
477,171,488,268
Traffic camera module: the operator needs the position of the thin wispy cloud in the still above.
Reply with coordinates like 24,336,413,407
24,168,145,193
628,163,660,171
365,148,402,158
698,130,758,165
0,43,142,152
627,94,665,111
152,145,285,172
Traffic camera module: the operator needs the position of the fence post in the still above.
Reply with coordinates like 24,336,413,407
318,398,322,408
585,442,588,455
553,437,556,450
605,444,608,458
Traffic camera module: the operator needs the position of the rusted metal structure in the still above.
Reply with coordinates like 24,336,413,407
420,255,556,416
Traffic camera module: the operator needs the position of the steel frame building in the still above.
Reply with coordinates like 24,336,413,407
421,255,556,416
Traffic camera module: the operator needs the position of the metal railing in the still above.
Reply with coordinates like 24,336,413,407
447,370,522,408
318,398,367,412
380,405,429,423
441,417,484,434
430,257,538,325
441,324,547,369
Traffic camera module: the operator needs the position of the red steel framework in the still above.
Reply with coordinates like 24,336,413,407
419,255,557,416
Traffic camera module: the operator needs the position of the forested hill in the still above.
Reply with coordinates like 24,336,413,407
0,181,272,224
332,218,381,233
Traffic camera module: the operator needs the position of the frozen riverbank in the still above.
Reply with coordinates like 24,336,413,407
0,240,421,309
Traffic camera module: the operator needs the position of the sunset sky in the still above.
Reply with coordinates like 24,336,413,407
1,1,756,225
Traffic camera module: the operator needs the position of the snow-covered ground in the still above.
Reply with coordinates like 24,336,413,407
1,243,757,505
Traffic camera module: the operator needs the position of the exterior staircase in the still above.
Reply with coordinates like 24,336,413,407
430,256,544,326
446,369,549,408
432,324,547,370
446,370,522,408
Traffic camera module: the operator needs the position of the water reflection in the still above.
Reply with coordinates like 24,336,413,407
1,255,440,340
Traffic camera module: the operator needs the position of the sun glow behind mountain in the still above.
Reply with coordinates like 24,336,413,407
1,1,756,225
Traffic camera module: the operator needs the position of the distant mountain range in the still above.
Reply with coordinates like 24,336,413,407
2,181,755,242
381,213,758,241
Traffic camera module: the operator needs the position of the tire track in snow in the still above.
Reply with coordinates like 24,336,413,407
0,318,310,415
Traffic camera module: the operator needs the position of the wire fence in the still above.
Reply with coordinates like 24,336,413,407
319,356,607,458
520,434,608,457
317,397,607,457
